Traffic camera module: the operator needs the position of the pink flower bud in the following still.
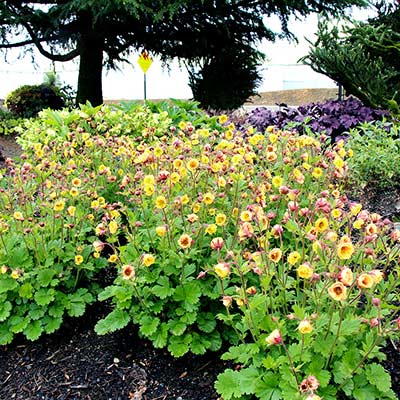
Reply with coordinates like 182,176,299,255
197,271,206,279
369,318,379,328
372,298,381,307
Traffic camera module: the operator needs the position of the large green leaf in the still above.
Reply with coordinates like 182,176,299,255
95,309,131,335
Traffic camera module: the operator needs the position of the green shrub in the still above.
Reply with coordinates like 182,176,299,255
346,121,400,189
0,108,26,136
5,84,65,118
188,47,263,110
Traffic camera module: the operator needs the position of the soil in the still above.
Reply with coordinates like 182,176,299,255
0,99,399,399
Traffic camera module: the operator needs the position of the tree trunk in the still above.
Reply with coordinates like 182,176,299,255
76,16,104,106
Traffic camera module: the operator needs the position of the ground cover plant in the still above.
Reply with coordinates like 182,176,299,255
0,102,398,399
245,97,389,142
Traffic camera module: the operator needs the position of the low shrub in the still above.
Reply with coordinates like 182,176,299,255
345,121,400,189
245,98,389,142
5,84,65,118
0,108,26,136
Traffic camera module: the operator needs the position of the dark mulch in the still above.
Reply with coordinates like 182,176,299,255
0,305,227,400
0,136,399,399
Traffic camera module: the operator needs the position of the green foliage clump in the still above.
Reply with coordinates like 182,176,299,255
0,108,26,136
301,12,400,109
5,84,65,118
346,121,400,189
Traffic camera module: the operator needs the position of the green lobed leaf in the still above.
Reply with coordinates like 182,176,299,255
197,312,217,333
24,320,43,341
19,282,33,299
0,324,13,345
0,301,12,322
37,269,56,287
34,288,56,306
167,319,187,336
95,309,131,335
214,369,243,400
139,316,160,337
365,363,393,394
0,278,18,294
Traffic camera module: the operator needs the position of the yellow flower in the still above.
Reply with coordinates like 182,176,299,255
91,200,100,209
155,195,168,209
240,210,253,222
269,133,278,143
192,203,201,213
142,254,156,267
350,203,362,216
67,206,76,217
69,188,79,197
271,176,283,188
181,194,190,205
287,251,301,265
369,269,384,284
54,199,65,212
215,213,227,226
178,121,187,130
144,185,155,196
353,219,364,229
203,192,215,205
338,267,354,286
315,217,329,233
72,178,82,187
108,254,118,263
11,270,20,279
214,263,230,279
328,282,347,301
1,265,8,274
156,225,167,236
173,159,183,169
268,248,282,263
178,234,192,249
218,114,228,124
312,167,323,179
143,175,155,186
109,220,119,235
331,208,342,219
297,263,313,279
365,223,378,236
333,156,344,169
13,211,24,221
356,273,374,289
337,240,354,260
298,320,313,334
75,255,84,265
187,158,199,172
205,224,217,235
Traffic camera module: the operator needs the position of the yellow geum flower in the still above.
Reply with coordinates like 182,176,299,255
328,282,347,301
143,175,155,186
75,255,84,265
218,114,228,124
240,210,253,223
268,248,282,263
109,220,119,235
272,176,283,188
108,254,118,263
13,211,24,221
312,167,323,179
337,240,354,260
297,263,313,279
54,199,65,212
178,234,192,249
205,224,217,235
67,206,76,217
287,251,301,265
214,263,230,279
156,225,167,236
215,213,227,226
315,217,329,233
72,178,82,187
298,319,313,334
155,195,168,209
186,158,199,172
202,192,215,205
142,254,156,267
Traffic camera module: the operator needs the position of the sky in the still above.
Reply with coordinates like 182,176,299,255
0,6,375,100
